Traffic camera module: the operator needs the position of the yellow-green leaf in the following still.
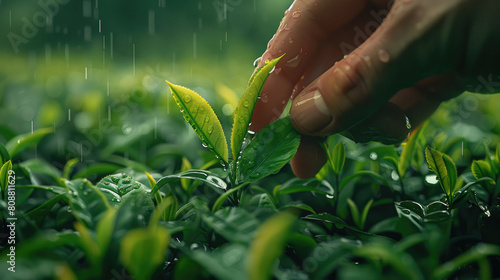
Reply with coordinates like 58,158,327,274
471,160,492,180
331,141,345,174
120,227,170,280
425,146,457,196
230,55,284,160
0,160,12,191
95,208,117,255
398,123,426,177
181,157,192,191
166,81,228,164
247,211,296,280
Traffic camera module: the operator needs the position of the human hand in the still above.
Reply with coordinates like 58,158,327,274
250,0,500,179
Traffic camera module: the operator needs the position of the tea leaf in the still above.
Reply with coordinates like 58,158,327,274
166,81,228,164
247,211,296,280
5,127,53,157
0,160,12,191
120,226,170,280
230,55,284,160
237,117,300,184
331,141,346,174
95,208,117,254
425,146,457,196
26,193,64,227
0,142,10,164
472,160,492,180
399,123,425,177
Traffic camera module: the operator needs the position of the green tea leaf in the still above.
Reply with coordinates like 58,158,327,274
63,158,79,179
120,226,170,280
180,157,192,191
471,160,492,180
95,208,117,254
203,207,260,243
347,199,360,228
212,183,245,212
247,211,296,280
425,146,456,196
166,81,228,164
340,170,389,192
331,141,346,174
0,160,12,191
360,199,374,230
26,193,64,227
5,127,53,157
0,142,10,164
189,243,247,280
238,117,300,184
398,123,425,177
151,170,227,197
230,55,284,160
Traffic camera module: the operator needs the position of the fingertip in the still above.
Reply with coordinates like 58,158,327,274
291,136,327,179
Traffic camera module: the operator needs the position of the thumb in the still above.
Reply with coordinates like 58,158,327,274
289,0,470,136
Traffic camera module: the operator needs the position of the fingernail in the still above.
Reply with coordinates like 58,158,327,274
291,88,332,134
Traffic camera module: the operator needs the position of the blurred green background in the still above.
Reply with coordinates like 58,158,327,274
0,0,499,177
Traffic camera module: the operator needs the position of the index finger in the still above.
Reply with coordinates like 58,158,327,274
250,0,368,132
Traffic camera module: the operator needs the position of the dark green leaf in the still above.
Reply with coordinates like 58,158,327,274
238,117,300,184
203,207,260,243
5,127,53,157
190,243,248,280
26,194,64,227
0,141,10,164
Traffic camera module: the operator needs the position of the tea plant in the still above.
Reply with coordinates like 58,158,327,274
1,58,500,280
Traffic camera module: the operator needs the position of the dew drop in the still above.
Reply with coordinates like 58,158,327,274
253,57,262,67
205,116,210,123
286,54,300,67
391,170,400,181
378,49,390,63
274,68,282,75
425,174,438,184
180,109,184,113
67,207,72,212
202,143,208,148
292,10,301,18
243,100,249,107
326,194,334,199
288,37,294,44
183,94,192,102
207,124,214,134
369,152,378,160
261,93,269,103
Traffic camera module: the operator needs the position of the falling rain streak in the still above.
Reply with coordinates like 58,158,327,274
31,121,34,134
68,109,71,121
99,20,102,33
154,117,158,139
107,79,110,96
193,33,197,59
102,35,106,68
85,67,88,79
108,106,111,121
149,10,155,34
110,32,114,59
65,44,69,68
132,44,136,76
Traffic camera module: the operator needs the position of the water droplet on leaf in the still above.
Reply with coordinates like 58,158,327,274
183,94,192,102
